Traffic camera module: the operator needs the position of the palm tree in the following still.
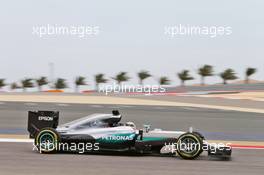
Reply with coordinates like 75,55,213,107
138,70,151,85
10,82,20,91
177,70,194,86
0,79,6,89
36,77,48,92
220,69,238,84
159,76,170,85
75,76,86,92
245,67,257,84
54,78,67,90
112,72,130,85
95,73,108,90
21,78,34,91
198,65,214,85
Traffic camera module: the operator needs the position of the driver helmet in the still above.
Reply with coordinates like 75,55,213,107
125,122,136,129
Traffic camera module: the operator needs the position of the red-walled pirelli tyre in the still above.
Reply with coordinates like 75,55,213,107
35,127,60,153
176,132,203,160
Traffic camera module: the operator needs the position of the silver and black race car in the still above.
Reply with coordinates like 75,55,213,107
27,110,231,160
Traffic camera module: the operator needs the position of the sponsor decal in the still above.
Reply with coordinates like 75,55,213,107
38,116,53,121
102,134,135,141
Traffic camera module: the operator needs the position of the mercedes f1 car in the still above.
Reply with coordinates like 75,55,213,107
27,110,232,160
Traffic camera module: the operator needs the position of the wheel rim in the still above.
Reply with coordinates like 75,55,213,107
177,134,202,159
39,132,56,151
179,136,199,154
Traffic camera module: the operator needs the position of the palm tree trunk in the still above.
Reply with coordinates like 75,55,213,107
201,76,205,86
181,80,185,86
245,76,249,84
75,85,79,93
139,79,143,86
95,83,99,92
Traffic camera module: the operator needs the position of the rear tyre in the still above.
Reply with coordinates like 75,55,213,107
35,127,60,153
176,132,203,160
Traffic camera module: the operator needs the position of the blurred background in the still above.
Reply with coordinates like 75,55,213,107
0,0,263,92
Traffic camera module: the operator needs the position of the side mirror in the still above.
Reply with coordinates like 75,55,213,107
143,124,151,133
189,126,193,133
112,110,120,116
139,129,143,140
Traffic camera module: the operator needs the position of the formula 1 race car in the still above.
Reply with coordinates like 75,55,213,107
27,110,232,160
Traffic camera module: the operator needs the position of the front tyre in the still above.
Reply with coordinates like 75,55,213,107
35,128,60,153
176,133,203,160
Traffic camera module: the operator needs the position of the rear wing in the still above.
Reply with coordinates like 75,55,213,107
27,111,59,138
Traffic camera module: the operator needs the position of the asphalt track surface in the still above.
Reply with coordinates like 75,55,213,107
1,101,264,175
1,143,264,175
0,101,264,140
126,94,264,110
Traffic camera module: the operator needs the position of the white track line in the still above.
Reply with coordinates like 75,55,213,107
120,105,133,108
232,147,264,150
0,138,263,150
0,138,33,143
24,103,38,106
193,95,264,102
56,103,70,107
89,105,103,108
181,107,199,111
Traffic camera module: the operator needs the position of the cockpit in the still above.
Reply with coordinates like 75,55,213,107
58,110,136,131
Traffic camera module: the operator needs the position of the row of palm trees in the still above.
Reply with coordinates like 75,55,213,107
0,66,258,92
